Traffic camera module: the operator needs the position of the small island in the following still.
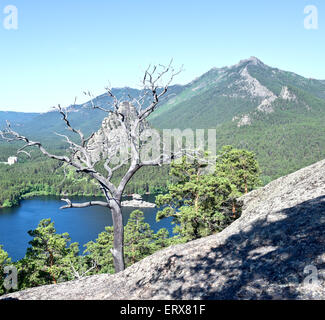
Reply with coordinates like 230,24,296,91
121,194,156,208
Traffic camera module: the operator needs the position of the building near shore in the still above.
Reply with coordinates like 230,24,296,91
7,157,18,165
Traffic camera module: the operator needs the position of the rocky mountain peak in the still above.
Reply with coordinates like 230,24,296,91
229,56,266,70
240,56,264,66
247,56,264,65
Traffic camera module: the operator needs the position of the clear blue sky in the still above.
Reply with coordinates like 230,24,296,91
1,0,324,112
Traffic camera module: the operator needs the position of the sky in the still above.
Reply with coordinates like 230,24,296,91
0,0,324,113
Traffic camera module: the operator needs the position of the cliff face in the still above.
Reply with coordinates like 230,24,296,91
85,102,149,164
3,159,325,300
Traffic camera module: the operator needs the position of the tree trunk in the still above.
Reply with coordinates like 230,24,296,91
110,201,125,273
232,201,236,218
48,251,57,284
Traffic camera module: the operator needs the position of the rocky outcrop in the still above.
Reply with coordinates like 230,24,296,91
280,86,297,102
85,102,149,164
121,194,156,208
237,114,252,127
234,85,299,127
256,96,277,113
2,159,325,300
121,200,156,208
239,66,276,99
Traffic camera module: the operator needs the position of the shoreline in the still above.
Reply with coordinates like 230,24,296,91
0,192,158,210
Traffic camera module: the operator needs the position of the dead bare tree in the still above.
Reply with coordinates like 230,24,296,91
0,61,183,273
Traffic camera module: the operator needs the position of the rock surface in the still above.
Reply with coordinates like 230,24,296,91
2,159,325,300
121,194,156,208
85,101,149,164
121,200,156,208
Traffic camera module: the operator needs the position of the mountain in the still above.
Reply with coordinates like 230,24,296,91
150,56,325,129
0,111,40,128
3,57,325,134
150,57,325,183
1,57,325,182
3,158,325,300
2,57,325,135
0,86,183,145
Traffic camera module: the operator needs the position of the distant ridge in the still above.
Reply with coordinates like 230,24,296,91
1,57,325,181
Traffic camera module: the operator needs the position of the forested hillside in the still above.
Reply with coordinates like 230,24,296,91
0,158,170,208
150,57,325,184
1,57,325,207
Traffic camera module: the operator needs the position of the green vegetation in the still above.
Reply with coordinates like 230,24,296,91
2,60,325,208
156,147,260,241
0,246,11,296
157,157,236,240
0,146,260,296
0,212,182,294
0,155,170,208
17,219,80,289
84,210,178,274
214,99,325,184
215,145,261,194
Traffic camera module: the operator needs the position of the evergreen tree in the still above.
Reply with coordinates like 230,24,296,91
152,228,174,250
0,246,11,295
84,226,115,274
84,210,177,272
124,210,155,266
17,219,80,289
216,145,261,194
156,156,237,241
216,145,261,216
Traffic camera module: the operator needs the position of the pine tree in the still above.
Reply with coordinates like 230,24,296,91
216,145,261,194
216,146,261,216
156,156,237,241
0,245,11,295
84,210,176,272
17,219,80,289
124,210,154,266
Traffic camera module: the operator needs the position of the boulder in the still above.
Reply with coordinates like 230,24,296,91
2,159,325,300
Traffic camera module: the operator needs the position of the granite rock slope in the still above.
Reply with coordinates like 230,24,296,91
2,159,325,300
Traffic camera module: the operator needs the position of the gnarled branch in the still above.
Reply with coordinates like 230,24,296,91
60,198,109,210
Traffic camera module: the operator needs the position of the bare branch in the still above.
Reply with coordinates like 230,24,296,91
56,104,95,148
60,198,109,209
85,91,112,114
0,61,182,273
70,261,98,280
0,121,117,194
0,122,71,163
138,61,183,121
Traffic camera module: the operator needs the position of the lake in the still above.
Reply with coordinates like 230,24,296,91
0,195,174,261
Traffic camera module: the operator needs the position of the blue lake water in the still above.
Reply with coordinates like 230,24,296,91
0,195,173,261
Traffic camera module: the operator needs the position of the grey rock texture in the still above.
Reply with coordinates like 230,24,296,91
85,101,149,164
2,159,325,300
121,199,156,208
